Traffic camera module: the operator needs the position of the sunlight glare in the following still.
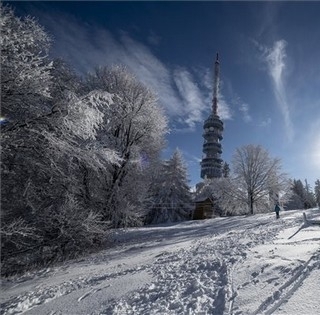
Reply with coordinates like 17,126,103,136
312,137,320,169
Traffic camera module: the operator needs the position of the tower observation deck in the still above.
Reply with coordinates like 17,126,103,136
200,53,224,179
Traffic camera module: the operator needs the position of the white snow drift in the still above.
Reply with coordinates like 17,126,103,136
1,208,319,315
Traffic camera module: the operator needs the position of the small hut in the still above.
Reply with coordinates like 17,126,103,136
193,197,215,220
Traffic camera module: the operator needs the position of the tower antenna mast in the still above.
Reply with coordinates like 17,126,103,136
212,52,220,115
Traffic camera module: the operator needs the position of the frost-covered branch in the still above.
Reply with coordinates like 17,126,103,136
1,218,40,249
1,4,53,123
231,145,287,214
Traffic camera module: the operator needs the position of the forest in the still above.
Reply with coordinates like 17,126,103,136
0,5,192,275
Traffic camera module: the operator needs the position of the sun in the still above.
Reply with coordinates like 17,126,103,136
0,116,8,125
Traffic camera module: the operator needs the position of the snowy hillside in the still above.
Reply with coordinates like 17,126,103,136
1,208,319,315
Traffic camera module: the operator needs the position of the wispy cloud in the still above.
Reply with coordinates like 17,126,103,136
173,67,208,130
254,39,294,141
229,93,251,123
217,91,232,121
38,10,231,132
259,117,272,127
179,148,202,165
239,103,252,123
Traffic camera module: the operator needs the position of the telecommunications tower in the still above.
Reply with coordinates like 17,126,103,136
200,53,224,179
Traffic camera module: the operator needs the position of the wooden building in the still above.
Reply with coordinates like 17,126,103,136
193,197,215,220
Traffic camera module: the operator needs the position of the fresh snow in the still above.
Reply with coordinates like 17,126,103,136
1,208,319,315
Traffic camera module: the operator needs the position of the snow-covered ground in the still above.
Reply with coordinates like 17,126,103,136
1,208,319,315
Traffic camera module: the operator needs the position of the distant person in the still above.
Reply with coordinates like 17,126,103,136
275,204,280,219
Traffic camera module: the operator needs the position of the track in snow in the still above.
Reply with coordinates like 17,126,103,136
1,209,319,315
251,250,320,315
102,220,289,315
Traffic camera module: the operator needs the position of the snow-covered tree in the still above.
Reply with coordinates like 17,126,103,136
194,177,253,216
304,179,316,208
147,149,193,224
222,162,230,178
231,144,287,214
1,4,53,124
286,179,305,209
49,58,84,104
1,7,123,273
1,86,119,274
1,6,167,274
85,66,168,227
193,146,289,216
315,179,320,208
286,179,316,210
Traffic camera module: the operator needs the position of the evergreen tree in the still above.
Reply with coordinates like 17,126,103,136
287,179,305,209
287,179,316,210
314,179,320,207
222,162,230,178
291,179,304,199
147,149,193,224
304,179,316,208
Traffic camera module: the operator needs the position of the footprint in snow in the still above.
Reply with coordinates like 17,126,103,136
77,285,110,302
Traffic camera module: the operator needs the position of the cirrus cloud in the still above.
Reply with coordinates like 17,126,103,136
254,39,294,141
35,9,232,132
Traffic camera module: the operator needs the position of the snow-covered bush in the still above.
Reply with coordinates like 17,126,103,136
0,218,40,254
40,194,108,255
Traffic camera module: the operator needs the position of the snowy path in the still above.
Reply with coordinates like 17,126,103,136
1,209,319,315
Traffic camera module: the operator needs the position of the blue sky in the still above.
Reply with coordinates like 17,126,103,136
9,1,320,187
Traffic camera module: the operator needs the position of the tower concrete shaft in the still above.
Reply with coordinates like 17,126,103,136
200,53,224,179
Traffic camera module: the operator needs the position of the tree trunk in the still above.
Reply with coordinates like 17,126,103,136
248,192,254,215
